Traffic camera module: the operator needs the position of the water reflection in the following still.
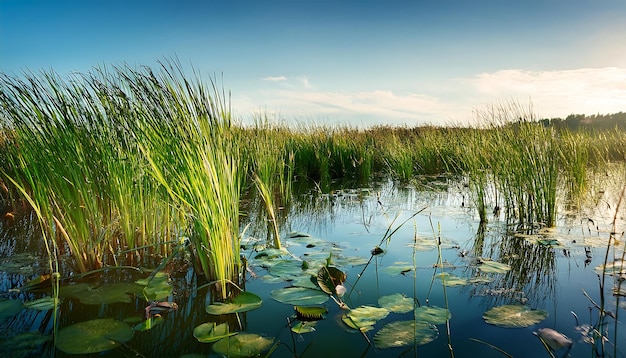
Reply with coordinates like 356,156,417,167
1,174,625,357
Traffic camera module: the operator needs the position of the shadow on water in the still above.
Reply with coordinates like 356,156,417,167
1,175,625,357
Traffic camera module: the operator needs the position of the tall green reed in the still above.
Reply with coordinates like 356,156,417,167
125,61,244,301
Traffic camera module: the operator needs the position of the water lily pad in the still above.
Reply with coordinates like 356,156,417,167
271,287,329,305
595,260,626,276
137,273,172,301
193,322,235,343
382,263,413,276
374,321,439,348
267,259,305,278
23,297,59,311
477,259,511,273
414,306,451,325
436,272,468,286
378,293,414,313
342,306,389,332
483,305,548,328
61,282,143,305
55,318,134,354
291,275,318,289
294,305,327,321
132,316,164,332
254,248,290,259
0,299,22,323
291,321,317,333
212,333,274,358
468,276,494,284
317,266,346,295
206,291,263,315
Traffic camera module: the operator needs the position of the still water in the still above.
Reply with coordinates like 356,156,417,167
1,176,624,357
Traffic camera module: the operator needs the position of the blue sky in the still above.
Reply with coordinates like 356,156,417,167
2,0,626,127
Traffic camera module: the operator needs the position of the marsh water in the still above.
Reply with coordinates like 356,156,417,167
1,173,625,358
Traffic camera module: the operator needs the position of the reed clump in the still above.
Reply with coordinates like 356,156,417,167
2,61,626,289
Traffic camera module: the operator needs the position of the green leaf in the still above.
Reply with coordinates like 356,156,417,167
132,316,164,332
483,305,548,328
193,322,235,343
378,293,414,314
374,321,439,349
271,287,329,306
342,306,389,332
55,318,134,354
477,259,511,273
137,273,172,301
316,266,346,295
294,305,327,321
23,297,60,311
414,306,451,325
436,272,469,286
266,259,305,279
382,263,413,276
291,321,317,334
206,291,263,315
59,282,143,305
212,333,274,358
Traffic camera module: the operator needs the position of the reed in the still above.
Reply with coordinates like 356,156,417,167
125,60,244,301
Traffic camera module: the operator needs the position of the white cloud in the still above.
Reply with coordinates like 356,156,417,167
260,76,287,82
462,67,626,118
237,67,626,128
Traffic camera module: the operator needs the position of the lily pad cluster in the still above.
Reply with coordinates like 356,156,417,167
196,291,274,356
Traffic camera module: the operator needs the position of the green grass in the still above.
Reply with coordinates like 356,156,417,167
1,61,625,292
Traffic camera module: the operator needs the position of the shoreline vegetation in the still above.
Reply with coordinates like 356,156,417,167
1,61,626,299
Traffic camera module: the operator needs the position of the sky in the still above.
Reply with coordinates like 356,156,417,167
1,0,626,127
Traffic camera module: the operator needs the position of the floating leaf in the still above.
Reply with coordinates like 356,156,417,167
382,263,413,276
55,318,133,354
483,305,548,328
0,299,22,323
414,306,451,325
595,260,626,276
436,272,468,286
60,282,142,305
378,293,414,313
206,291,262,315
316,266,346,295
23,297,60,311
289,231,312,238
342,306,389,332
212,333,274,358
254,248,289,259
468,276,494,284
537,239,561,247
477,259,511,273
132,316,164,332
267,259,305,278
333,255,370,267
291,321,317,334
374,321,438,349
291,275,318,289
193,322,235,343
271,287,329,306
137,273,172,301
294,305,327,321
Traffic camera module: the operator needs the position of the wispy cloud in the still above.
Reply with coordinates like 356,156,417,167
260,76,287,82
238,67,626,127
